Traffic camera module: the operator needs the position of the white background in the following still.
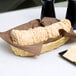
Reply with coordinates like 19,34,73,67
0,7,76,76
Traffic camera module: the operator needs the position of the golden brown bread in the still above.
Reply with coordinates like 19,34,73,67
10,19,71,57
10,19,71,46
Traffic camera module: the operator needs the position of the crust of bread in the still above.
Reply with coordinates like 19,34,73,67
10,37,69,57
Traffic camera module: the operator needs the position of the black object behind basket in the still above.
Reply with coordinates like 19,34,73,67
41,0,56,19
66,0,76,29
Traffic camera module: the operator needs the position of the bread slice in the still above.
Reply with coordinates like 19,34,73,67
63,46,76,62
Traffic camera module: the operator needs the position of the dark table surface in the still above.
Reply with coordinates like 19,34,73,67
0,0,66,12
